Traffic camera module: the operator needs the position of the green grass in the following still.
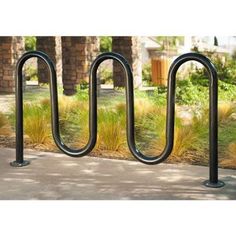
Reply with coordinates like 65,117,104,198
23,84,64,102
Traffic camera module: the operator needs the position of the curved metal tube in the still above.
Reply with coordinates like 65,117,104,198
11,50,97,167
128,53,219,164
92,53,173,165
129,52,224,187
90,52,135,161
91,53,174,164
11,50,224,187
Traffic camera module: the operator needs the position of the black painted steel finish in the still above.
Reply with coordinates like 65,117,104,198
11,51,224,188
167,53,224,188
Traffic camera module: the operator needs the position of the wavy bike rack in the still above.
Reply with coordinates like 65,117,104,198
10,50,225,188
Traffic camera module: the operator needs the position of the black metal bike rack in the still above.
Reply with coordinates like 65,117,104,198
10,50,225,188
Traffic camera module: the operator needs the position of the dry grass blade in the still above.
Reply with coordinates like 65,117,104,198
23,103,52,146
0,112,12,135
220,142,236,169
97,108,127,152
218,102,236,122
172,125,198,157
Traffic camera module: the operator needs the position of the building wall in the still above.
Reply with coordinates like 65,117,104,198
0,36,143,94
36,36,62,84
112,36,142,88
0,37,24,93
61,36,99,95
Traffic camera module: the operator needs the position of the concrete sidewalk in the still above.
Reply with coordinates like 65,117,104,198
0,148,235,200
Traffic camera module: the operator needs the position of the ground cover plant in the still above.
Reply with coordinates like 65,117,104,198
1,80,236,169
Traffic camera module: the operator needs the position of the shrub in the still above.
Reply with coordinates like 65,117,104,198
99,67,113,84
75,87,89,101
6,82,236,169
100,36,112,52
25,66,38,81
190,51,236,85
175,79,207,105
142,63,152,86
156,76,236,106
137,89,166,106
218,80,236,101
24,36,36,51
189,70,209,87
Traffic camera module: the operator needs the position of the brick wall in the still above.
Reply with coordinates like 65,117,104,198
61,36,99,95
0,36,24,93
36,36,62,84
0,36,143,94
112,36,142,88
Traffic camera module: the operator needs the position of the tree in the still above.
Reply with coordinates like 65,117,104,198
100,36,112,52
24,36,36,51
156,36,184,50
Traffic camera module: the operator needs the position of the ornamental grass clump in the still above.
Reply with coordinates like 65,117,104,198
218,102,236,122
0,112,12,136
97,107,126,152
23,103,52,146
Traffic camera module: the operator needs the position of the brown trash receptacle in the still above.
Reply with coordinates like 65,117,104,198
151,56,171,86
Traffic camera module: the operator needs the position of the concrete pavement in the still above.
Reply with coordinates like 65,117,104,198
0,148,235,200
